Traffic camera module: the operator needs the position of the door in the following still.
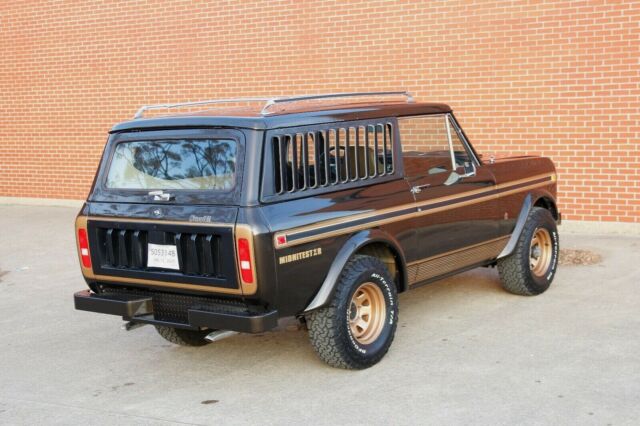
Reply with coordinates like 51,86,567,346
400,114,503,285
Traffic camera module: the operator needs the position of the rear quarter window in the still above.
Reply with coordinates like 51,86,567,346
263,120,398,202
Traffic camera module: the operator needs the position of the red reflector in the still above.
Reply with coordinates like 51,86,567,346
276,235,287,246
77,228,92,268
237,238,254,284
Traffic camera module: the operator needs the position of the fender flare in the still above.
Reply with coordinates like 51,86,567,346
497,191,559,259
498,194,532,259
303,229,407,313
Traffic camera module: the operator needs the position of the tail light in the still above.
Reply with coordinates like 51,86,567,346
77,228,92,268
237,238,254,284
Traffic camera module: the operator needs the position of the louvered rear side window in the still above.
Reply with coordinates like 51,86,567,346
272,122,394,195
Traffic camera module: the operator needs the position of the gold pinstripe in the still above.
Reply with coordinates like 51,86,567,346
407,236,510,285
406,235,510,266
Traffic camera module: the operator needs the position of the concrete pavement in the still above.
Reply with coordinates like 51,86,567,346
0,204,639,425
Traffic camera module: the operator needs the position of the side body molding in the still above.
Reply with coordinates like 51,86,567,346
303,229,407,313
497,194,533,259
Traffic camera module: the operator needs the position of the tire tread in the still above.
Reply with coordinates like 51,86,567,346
307,255,396,369
498,207,557,296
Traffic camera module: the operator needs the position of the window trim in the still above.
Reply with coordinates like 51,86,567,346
447,113,481,166
445,114,457,170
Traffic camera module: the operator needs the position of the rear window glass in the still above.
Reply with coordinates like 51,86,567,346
105,139,237,191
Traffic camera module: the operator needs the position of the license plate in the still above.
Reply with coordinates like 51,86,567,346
147,243,180,270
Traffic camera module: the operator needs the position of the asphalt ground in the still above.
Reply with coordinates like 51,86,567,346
1,204,638,425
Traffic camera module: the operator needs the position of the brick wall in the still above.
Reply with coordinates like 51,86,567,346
1,1,638,222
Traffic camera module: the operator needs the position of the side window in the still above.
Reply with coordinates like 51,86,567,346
399,115,470,175
449,123,471,169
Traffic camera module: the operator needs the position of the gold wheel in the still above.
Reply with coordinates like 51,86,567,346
530,228,553,277
348,282,386,345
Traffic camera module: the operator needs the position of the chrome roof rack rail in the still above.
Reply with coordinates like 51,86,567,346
133,91,414,119
260,91,414,115
133,97,275,119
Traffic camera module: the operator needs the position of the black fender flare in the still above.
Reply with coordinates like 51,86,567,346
303,229,407,313
530,188,560,222
498,191,559,259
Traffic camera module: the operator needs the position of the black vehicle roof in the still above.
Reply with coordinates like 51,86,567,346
110,101,452,133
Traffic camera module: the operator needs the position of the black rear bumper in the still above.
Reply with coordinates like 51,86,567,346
74,290,278,334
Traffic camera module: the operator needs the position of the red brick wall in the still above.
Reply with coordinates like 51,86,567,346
1,1,638,222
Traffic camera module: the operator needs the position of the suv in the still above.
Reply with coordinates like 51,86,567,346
74,92,560,369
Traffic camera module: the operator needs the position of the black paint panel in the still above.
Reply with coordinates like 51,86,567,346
261,178,414,315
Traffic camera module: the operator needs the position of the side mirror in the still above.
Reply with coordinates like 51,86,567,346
444,162,476,186
444,172,460,186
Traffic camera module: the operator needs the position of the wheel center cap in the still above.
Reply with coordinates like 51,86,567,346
349,302,357,321
532,245,541,259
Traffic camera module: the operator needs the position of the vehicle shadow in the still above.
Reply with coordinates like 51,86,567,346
153,266,506,371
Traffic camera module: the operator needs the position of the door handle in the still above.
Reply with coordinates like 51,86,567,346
411,184,431,194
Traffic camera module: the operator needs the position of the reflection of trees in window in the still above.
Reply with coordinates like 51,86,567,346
181,140,236,179
131,142,182,180
127,140,236,189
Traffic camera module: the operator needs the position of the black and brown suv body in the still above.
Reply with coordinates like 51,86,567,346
74,92,561,368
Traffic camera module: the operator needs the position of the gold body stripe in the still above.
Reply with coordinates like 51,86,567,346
274,173,555,249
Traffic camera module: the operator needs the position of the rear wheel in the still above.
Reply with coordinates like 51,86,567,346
154,326,211,346
498,207,559,296
306,255,398,369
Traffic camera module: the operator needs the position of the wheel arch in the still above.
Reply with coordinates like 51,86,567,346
532,190,559,221
303,229,408,313
356,239,408,293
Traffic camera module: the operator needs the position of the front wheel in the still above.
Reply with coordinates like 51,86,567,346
306,255,398,369
498,207,559,296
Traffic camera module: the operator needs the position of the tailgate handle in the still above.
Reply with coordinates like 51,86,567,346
148,190,175,201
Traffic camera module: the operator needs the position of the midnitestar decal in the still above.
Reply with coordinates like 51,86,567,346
279,248,323,265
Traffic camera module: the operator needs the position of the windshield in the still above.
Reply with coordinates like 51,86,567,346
105,139,237,191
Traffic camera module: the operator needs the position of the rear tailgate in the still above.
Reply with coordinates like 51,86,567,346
84,202,243,295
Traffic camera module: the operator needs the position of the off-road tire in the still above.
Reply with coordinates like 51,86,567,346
498,207,559,296
306,255,398,369
154,326,211,346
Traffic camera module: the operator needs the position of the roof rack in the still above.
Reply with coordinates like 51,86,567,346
133,97,274,119
260,91,414,115
133,91,414,119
